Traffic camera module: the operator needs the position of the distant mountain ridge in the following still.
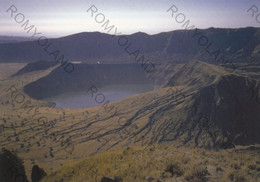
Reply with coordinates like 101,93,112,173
0,35,36,44
0,27,259,64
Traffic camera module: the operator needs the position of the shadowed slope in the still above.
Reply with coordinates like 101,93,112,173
1,60,260,176
0,27,259,63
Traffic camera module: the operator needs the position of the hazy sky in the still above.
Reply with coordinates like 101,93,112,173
0,0,259,37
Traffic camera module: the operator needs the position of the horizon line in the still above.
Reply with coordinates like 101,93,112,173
0,26,259,39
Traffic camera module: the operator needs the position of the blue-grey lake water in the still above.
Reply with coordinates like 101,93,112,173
44,84,153,108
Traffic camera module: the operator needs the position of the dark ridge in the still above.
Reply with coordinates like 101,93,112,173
0,27,259,63
0,148,28,182
0,36,36,44
12,60,58,77
23,63,154,99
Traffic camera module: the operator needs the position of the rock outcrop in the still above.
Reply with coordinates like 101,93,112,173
0,148,28,182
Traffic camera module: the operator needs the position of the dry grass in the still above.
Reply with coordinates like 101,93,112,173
41,145,260,182
0,63,27,80
1,61,260,182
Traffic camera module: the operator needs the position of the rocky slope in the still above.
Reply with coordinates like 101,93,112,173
1,60,260,177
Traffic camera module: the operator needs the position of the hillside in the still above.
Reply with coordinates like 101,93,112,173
22,63,155,99
1,60,260,180
0,27,259,64
41,145,260,182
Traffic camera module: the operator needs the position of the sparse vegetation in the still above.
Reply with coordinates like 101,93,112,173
1,59,260,181
41,145,260,182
